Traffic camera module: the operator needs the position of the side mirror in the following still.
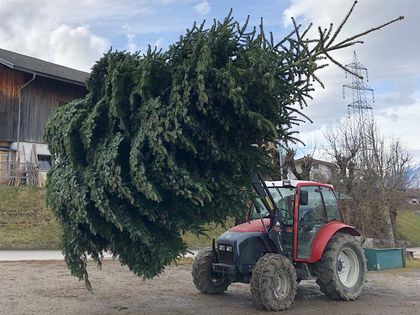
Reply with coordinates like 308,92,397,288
299,190,309,206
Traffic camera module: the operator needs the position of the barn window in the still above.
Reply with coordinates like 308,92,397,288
38,155,52,171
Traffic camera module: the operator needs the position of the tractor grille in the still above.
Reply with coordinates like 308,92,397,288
218,250,235,265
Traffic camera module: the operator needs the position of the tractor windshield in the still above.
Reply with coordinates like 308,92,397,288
251,187,295,224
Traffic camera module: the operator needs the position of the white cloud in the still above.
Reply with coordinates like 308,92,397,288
281,0,420,162
0,0,186,71
375,99,420,159
153,38,164,48
49,25,109,71
126,33,138,52
194,1,210,15
0,0,113,71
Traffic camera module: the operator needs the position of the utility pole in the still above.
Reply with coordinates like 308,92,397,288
342,51,375,164
342,51,395,247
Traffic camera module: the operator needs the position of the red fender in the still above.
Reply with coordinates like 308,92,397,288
308,221,361,263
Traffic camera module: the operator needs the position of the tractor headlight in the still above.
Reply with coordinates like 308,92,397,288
225,245,233,252
218,244,226,251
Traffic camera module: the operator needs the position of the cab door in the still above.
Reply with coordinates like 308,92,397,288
296,185,328,259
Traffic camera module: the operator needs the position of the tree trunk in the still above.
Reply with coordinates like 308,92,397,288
382,186,395,247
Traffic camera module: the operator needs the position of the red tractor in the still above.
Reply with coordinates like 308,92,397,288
192,175,367,311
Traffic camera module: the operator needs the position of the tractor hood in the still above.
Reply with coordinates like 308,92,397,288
230,219,270,233
216,221,276,270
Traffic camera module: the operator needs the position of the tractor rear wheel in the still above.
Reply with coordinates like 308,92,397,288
250,253,297,311
316,233,366,301
192,249,230,294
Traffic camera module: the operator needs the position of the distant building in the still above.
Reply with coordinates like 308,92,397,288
409,199,419,205
402,188,420,205
0,48,89,185
287,157,336,182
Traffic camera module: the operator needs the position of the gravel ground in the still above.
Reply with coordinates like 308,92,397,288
0,260,419,315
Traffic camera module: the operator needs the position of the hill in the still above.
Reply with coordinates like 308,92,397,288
0,186,61,249
397,210,420,246
0,186,224,250
1,186,419,249
407,165,420,188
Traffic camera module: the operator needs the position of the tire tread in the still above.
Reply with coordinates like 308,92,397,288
192,248,230,294
250,253,297,311
315,233,367,301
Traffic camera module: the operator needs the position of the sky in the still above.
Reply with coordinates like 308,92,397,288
0,0,419,162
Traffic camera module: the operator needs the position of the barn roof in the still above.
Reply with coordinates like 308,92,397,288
0,48,89,86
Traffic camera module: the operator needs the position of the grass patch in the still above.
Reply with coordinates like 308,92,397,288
397,211,420,246
182,220,233,250
406,258,420,270
381,259,420,274
0,186,61,249
0,186,234,250
172,257,194,266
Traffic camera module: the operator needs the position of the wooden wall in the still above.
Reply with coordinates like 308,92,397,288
0,64,87,144
0,64,24,141
20,76,86,143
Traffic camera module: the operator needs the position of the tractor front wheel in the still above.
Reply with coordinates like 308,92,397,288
316,233,366,301
250,253,297,311
192,249,230,294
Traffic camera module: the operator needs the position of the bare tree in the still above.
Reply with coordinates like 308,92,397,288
324,118,411,245
281,146,315,180
325,117,361,193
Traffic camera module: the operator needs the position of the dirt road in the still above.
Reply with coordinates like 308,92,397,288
0,260,418,315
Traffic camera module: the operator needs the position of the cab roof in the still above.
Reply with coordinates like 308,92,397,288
264,180,334,189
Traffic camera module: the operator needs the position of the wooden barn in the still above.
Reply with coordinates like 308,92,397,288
0,48,89,185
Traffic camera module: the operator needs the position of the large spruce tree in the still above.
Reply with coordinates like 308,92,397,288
44,2,402,288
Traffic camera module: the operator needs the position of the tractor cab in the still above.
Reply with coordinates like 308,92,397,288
246,178,344,261
192,175,367,311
